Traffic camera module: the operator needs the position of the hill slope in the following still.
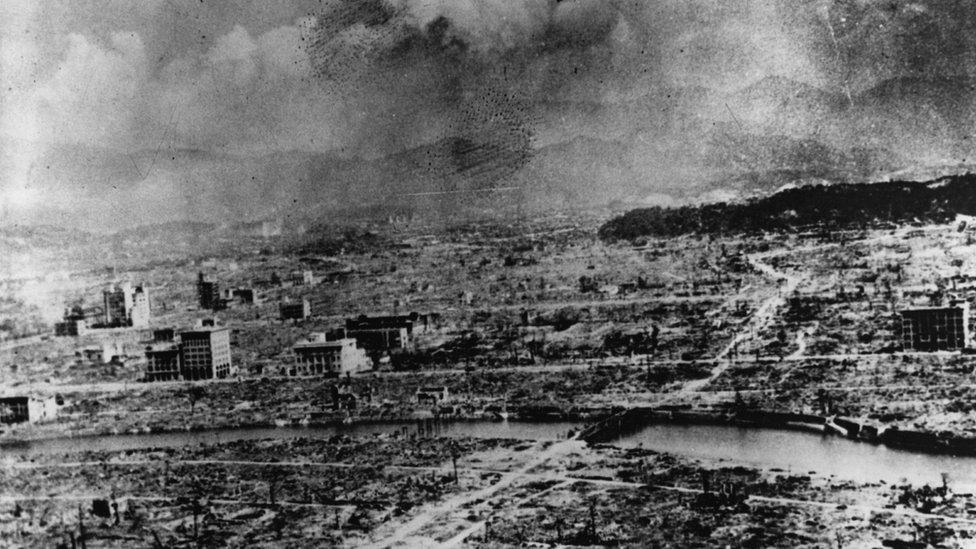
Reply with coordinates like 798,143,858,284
599,174,976,240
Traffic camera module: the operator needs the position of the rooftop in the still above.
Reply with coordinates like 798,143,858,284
180,325,230,335
146,343,180,353
900,306,969,313
294,336,356,349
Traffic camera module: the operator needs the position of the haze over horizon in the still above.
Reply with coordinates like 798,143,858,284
3,0,976,230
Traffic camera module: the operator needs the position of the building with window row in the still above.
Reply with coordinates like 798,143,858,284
145,344,182,381
0,395,58,424
103,283,151,328
900,302,970,352
280,299,311,321
291,335,371,377
143,323,234,381
180,326,233,380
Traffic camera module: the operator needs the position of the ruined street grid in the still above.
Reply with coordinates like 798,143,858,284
4,214,976,547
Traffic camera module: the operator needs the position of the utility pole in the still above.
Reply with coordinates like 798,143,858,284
451,441,459,484
77,504,87,549
588,501,597,542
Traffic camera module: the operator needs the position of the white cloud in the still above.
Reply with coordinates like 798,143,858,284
206,25,259,85
8,32,147,146
258,25,312,79
2,21,340,153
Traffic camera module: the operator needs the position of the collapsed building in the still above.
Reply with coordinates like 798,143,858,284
416,386,450,405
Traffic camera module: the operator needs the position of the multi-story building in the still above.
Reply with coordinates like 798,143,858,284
343,315,414,352
179,325,233,380
152,328,176,342
129,285,150,327
288,269,316,286
55,306,87,336
145,343,181,381
224,287,258,306
0,395,58,424
900,302,971,352
55,318,87,337
291,335,371,377
102,283,150,327
103,284,128,326
280,299,311,321
197,273,224,311
81,342,123,364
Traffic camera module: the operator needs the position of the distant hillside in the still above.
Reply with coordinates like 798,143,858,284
17,70,976,230
598,174,976,241
0,224,95,255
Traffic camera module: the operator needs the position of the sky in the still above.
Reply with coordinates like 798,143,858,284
0,0,828,149
2,0,976,226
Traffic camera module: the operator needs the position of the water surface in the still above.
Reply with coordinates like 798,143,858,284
614,423,976,489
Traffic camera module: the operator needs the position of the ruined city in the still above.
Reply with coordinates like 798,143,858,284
7,1,976,548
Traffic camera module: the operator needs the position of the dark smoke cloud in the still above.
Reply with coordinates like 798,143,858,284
299,0,612,177
301,0,619,126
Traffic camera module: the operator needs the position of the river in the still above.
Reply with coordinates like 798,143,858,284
612,423,976,490
4,420,976,490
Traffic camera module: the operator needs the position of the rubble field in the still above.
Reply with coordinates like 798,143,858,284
9,215,976,545
3,435,975,547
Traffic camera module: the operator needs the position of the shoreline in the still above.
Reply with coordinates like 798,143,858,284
0,413,586,449
583,406,976,458
5,405,976,464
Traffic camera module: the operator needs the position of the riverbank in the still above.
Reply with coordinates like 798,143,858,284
3,432,975,547
0,402,598,445
8,408,976,491
14,350,976,453
0,419,581,458
8,397,976,470
0,369,639,442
